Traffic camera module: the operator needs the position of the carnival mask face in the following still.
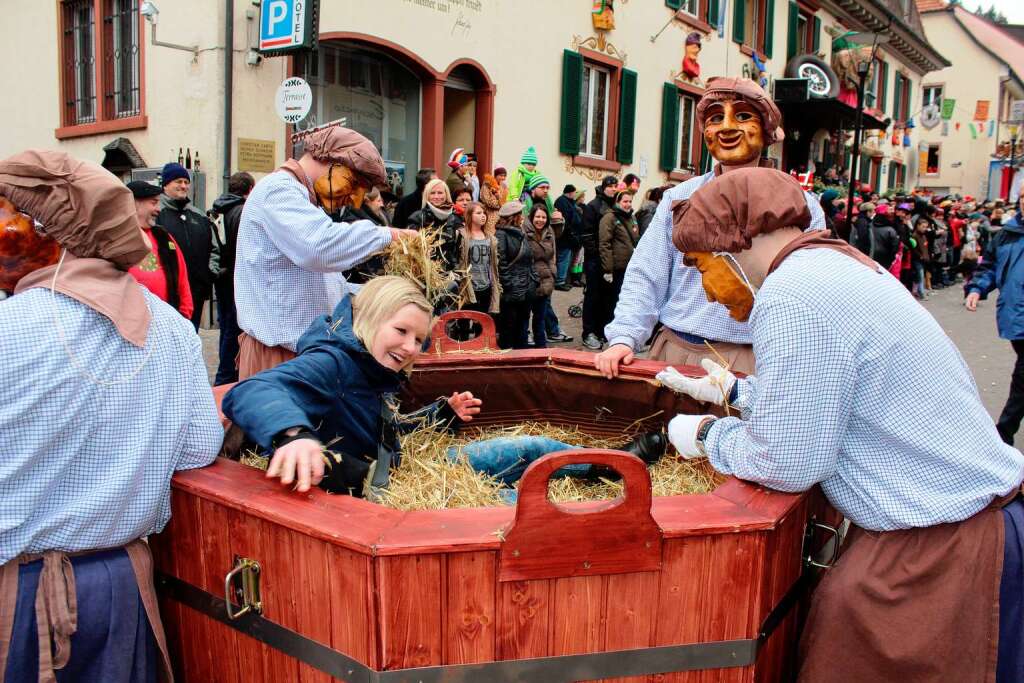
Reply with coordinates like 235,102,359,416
702,99,765,167
314,164,368,213
684,251,756,322
0,197,60,292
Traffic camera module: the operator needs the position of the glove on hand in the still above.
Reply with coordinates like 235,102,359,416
667,414,715,459
603,272,614,283
656,358,736,406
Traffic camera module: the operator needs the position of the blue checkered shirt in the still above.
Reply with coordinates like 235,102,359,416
235,171,393,351
604,170,825,349
705,249,1024,531
0,289,223,564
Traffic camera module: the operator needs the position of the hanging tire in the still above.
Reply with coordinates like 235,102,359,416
784,55,840,99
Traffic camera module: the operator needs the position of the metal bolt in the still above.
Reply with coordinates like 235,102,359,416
583,561,592,569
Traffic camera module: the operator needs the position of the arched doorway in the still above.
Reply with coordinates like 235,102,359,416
442,61,495,175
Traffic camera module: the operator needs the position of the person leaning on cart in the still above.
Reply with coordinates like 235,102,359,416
660,168,1024,682
0,150,223,682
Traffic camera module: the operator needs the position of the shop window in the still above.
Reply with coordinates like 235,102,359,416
58,0,145,138
580,63,611,158
733,0,773,57
923,85,943,108
925,144,940,176
559,50,637,168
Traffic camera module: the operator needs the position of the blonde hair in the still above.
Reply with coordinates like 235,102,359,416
348,276,433,354
422,178,452,208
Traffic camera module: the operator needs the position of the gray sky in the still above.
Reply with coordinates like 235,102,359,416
964,0,1024,24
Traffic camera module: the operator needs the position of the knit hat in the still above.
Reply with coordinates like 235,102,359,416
820,189,839,203
563,184,577,194
520,147,539,165
447,147,467,170
671,168,811,254
875,203,890,216
498,201,524,217
494,163,507,176
527,174,551,191
601,175,619,189
160,162,189,187
127,180,163,199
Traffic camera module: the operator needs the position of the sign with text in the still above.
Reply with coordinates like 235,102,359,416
941,98,956,120
275,77,313,124
237,138,277,173
259,0,318,56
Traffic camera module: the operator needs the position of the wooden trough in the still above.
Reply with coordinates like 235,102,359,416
151,314,838,682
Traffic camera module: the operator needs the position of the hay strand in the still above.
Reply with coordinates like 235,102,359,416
382,228,462,309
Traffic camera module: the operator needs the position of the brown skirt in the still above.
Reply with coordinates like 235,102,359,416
237,332,296,380
648,328,756,376
798,499,1010,682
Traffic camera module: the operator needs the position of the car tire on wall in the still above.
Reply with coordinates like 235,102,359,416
784,55,840,99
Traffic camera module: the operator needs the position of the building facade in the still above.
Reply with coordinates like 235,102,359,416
1,0,946,206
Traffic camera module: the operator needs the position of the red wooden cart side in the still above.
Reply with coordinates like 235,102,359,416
151,345,836,682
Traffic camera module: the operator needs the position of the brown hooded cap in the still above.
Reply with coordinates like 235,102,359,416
0,149,147,270
298,123,388,188
696,77,785,144
671,167,810,253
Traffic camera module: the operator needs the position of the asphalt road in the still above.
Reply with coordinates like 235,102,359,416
200,281,1016,429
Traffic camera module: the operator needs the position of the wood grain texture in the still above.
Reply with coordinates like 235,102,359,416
550,575,606,656
294,533,334,683
444,552,497,664
496,579,550,661
377,554,445,669
598,572,660,683
328,544,379,669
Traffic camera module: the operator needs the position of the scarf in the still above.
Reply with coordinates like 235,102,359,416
426,202,453,222
276,159,317,204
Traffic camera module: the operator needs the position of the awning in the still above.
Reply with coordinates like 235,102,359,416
777,98,889,133
101,137,147,170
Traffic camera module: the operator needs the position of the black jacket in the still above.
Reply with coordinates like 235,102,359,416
339,205,390,283
211,192,246,284
867,216,901,269
554,194,582,250
851,213,873,255
495,222,538,303
392,189,423,228
581,189,615,255
159,195,217,295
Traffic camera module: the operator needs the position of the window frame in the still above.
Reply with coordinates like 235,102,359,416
666,80,707,181
580,61,612,160
56,0,147,140
736,0,770,56
675,0,716,33
925,143,941,176
922,84,943,109
570,48,624,172
863,58,884,111
676,92,700,173
893,73,912,123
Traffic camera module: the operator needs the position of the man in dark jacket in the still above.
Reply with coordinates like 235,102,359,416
392,168,436,228
209,171,255,384
554,184,582,291
851,201,875,255
581,175,619,349
158,162,218,331
866,205,901,270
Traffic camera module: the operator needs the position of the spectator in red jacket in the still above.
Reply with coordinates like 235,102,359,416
127,180,193,320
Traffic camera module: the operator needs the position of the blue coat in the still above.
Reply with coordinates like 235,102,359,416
222,295,454,494
966,214,1024,341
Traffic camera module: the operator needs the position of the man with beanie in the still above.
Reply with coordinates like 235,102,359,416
554,183,583,290
661,167,1024,683
234,120,417,378
582,175,620,349
0,150,222,682
596,77,825,375
157,161,219,330
445,148,473,199
506,146,539,203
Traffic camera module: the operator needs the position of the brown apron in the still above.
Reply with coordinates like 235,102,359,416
648,329,756,376
0,539,173,683
771,235,1011,682
237,332,297,380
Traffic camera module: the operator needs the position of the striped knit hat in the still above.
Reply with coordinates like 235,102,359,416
520,146,538,165
527,174,551,191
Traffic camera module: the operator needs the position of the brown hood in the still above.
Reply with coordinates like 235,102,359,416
294,122,387,187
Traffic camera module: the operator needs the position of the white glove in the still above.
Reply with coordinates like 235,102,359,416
668,414,716,459
656,359,736,406
603,272,614,283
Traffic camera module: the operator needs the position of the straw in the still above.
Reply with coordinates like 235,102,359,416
382,227,463,309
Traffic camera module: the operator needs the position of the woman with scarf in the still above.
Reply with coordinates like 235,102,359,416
408,179,465,311
599,189,641,313
524,204,558,349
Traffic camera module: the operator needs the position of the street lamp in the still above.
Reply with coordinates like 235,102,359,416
844,32,890,230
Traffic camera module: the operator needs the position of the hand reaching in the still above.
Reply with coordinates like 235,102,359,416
266,438,325,493
447,391,482,421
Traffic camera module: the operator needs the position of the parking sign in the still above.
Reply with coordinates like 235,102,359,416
259,0,318,56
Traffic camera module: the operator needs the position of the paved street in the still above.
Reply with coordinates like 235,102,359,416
201,282,1017,435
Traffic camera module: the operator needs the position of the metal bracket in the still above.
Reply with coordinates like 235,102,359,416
803,518,842,569
224,556,263,619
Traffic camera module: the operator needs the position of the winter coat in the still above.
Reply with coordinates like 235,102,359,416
222,295,460,495
392,189,423,228
408,206,463,273
479,179,503,236
495,221,538,303
525,224,557,298
851,213,873,255
159,194,218,297
506,164,536,204
598,208,640,273
446,171,472,200
210,192,246,285
339,205,390,283
554,194,583,250
458,226,501,313
635,200,658,237
966,214,1024,341
581,189,615,255
866,216,901,270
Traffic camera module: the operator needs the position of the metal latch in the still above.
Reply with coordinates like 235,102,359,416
224,556,263,619
803,518,842,569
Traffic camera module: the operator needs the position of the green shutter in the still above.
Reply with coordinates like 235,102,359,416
660,83,680,171
812,16,821,52
699,142,712,174
733,0,746,45
617,69,638,164
708,0,720,27
763,0,776,58
559,50,583,155
879,62,889,113
786,2,799,61
905,83,912,124
892,74,902,120
665,0,682,9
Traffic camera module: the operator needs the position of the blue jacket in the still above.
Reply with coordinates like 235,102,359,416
222,295,456,493
966,214,1024,341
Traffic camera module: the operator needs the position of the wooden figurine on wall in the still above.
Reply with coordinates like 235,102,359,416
592,0,615,31
751,51,769,88
682,32,702,80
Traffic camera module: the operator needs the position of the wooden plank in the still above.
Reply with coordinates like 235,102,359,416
549,575,606,656
598,572,660,683
258,519,302,681
377,554,445,669
226,507,269,683
197,498,242,683
328,544,379,669
168,492,215,682
496,579,550,661
444,552,497,664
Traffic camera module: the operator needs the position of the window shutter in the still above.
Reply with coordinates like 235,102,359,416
660,83,681,171
764,0,776,58
733,0,746,45
812,16,822,52
786,2,799,61
708,0,720,28
699,142,712,174
559,50,583,156
905,83,912,124
879,61,889,113
892,74,902,120
665,0,683,9
617,69,638,164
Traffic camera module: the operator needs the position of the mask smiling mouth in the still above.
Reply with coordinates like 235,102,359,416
716,131,743,147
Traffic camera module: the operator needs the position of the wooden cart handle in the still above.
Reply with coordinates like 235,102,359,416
430,310,498,353
499,449,663,582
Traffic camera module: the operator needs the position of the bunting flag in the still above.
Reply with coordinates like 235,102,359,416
956,122,962,131
941,120,949,137
969,123,978,139
988,120,996,137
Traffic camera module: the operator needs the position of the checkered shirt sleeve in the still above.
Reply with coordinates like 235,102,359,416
704,249,1024,531
0,290,223,564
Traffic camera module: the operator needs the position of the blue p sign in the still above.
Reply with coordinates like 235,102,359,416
260,0,308,51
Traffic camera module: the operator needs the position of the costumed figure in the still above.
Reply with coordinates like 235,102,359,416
233,120,416,380
831,32,876,108
591,0,615,30
223,276,665,498
662,166,1024,683
595,76,826,380
681,32,702,80
506,147,539,204
0,150,223,681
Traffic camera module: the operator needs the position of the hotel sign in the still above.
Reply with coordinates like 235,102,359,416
259,0,318,56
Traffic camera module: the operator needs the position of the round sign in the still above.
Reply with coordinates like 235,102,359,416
275,77,313,124
920,104,941,130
